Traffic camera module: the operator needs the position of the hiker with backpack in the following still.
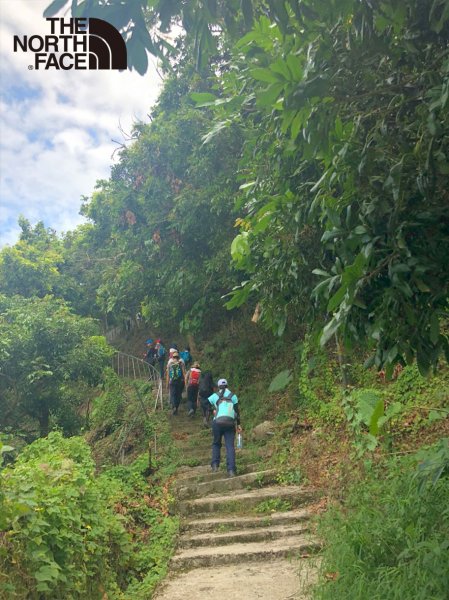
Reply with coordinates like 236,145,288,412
144,339,157,367
198,370,214,427
180,346,193,369
166,351,186,415
168,344,178,359
185,362,201,417
155,340,166,378
208,378,242,477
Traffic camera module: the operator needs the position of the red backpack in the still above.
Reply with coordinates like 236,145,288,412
189,367,201,386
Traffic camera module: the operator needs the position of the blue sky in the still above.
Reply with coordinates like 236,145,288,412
0,0,163,247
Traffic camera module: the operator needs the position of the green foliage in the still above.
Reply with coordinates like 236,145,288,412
275,468,302,486
45,0,253,73
1,409,179,600
342,389,402,456
415,438,449,492
38,0,449,372
314,450,449,600
0,432,131,599
210,1,449,371
297,335,344,423
254,498,292,513
74,75,242,334
101,453,179,599
268,369,292,392
0,221,63,299
0,295,112,437
91,370,127,433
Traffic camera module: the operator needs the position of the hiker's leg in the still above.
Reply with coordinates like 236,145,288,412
211,421,222,468
174,380,183,410
169,383,176,409
223,425,236,473
191,386,198,414
199,397,206,418
187,386,195,414
200,398,209,426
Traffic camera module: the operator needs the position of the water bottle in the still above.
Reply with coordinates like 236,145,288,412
236,432,243,449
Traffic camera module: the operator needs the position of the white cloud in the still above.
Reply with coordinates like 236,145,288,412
0,0,163,247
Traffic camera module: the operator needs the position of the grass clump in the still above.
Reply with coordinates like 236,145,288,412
254,498,292,513
313,441,449,600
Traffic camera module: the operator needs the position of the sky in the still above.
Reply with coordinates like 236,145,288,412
0,0,163,247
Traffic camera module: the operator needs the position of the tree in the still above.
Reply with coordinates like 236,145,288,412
0,295,113,437
45,0,449,370
78,63,243,334
0,220,63,298
194,1,449,372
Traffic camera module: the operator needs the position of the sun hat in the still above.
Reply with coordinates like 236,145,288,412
217,378,227,387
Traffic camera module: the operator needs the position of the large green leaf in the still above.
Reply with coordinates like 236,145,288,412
268,369,293,392
43,0,67,17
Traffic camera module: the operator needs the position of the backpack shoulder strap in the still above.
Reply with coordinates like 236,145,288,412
216,388,232,407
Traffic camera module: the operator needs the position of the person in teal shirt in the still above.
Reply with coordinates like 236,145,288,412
208,378,242,477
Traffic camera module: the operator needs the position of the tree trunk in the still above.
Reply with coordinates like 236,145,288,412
335,334,351,387
38,405,50,437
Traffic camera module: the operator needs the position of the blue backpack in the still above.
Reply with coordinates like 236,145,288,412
180,350,191,364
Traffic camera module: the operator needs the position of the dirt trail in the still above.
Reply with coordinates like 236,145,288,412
154,408,321,600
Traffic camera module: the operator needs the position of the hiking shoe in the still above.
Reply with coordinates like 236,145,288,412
211,465,218,473
172,407,178,415
227,470,236,478
188,409,194,417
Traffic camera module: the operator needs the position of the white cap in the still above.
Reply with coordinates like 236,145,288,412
217,378,227,387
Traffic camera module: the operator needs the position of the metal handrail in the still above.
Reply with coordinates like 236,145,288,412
112,351,164,411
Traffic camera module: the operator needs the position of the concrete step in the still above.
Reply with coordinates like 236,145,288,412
175,450,211,462
176,469,278,500
174,444,251,457
175,462,265,484
154,558,320,600
170,533,321,571
179,522,311,549
177,485,318,516
181,508,313,534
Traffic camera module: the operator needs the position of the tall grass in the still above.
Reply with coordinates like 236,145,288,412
313,447,449,600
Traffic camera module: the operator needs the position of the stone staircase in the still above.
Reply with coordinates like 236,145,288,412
154,408,321,600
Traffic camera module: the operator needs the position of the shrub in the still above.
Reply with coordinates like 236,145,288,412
314,444,449,600
0,432,131,599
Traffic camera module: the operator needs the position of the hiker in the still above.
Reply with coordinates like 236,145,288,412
185,361,201,417
180,346,193,369
166,351,186,415
144,340,157,367
155,339,166,378
209,378,242,477
198,370,214,427
168,344,178,359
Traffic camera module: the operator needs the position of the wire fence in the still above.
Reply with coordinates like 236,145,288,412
112,351,164,411
111,351,164,466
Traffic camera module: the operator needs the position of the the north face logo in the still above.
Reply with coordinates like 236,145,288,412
13,18,127,71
